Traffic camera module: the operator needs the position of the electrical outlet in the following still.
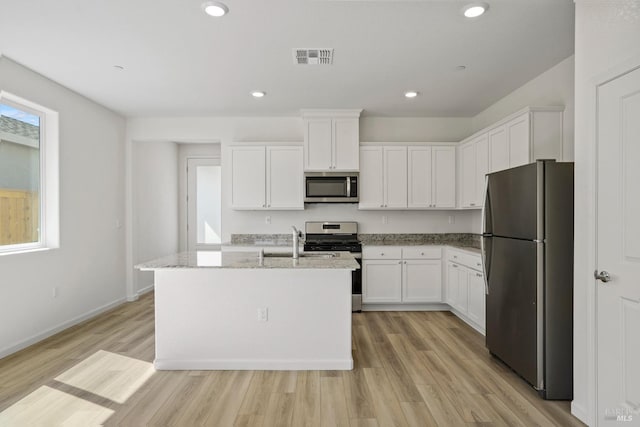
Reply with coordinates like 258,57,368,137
265,216,271,224
52,287,58,298
448,215,455,224
257,307,268,322
382,215,388,224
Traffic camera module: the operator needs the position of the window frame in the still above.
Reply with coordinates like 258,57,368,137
0,91,59,255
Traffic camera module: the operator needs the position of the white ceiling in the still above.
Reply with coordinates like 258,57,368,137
0,0,574,118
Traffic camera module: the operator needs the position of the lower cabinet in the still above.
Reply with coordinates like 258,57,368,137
446,249,485,333
362,246,442,304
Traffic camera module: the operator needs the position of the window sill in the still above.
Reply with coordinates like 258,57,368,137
0,247,55,257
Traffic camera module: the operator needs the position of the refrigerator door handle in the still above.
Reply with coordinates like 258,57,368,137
481,175,491,294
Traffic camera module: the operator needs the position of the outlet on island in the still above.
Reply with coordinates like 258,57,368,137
257,307,268,322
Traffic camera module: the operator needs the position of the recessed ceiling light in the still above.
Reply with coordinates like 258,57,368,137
404,91,419,99
456,65,467,71
202,1,228,17
251,91,266,98
462,2,489,18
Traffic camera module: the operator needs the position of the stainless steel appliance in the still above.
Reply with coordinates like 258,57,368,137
304,172,358,203
482,160,574,400
303,221,362,312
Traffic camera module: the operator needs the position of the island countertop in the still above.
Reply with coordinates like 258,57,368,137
136,250,359,270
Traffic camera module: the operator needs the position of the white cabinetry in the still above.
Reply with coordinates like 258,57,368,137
487,107,564,173
446,248,485,333
359,145,455,210
302,109,361,171
231,145,303,210
460,133,488,208
363,246,442,304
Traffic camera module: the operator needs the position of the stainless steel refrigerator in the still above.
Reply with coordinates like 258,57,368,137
482,160,573,400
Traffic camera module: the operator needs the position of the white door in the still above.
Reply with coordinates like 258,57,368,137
358,147,384,209
408,146,432,208
333,118,359,171
304,118,332,170
187,158,221,252
460,142,476,208
402,259,442,303
596,66,640,425
362,260,402,303
230,146,265,209
384,146,408,208
432,146,456,208
266,146,303,209
489,126,509,173
475,134,489,206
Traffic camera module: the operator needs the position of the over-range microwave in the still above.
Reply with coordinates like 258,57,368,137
304,172,359,203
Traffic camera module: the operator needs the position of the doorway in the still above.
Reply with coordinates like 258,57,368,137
186,158,221,251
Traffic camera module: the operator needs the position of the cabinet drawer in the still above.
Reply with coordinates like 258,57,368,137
362,246,402,260
448,249,482,271
402,246,442,259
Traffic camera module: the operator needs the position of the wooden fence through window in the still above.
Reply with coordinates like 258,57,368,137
0,189,39,246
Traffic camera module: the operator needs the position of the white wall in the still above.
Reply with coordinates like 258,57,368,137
132,141,179,293
472,55,575,161
0,56,126,358
573,1,640,424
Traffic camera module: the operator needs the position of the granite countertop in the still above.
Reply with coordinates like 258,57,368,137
359,233,481,253
136,250,359,270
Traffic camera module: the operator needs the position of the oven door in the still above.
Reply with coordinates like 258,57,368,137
304,173,358,203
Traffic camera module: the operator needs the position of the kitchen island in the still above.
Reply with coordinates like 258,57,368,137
136,250,358,371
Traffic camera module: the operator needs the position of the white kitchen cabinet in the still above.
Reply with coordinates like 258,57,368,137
384,147,408,209
460,133,489,209
487,107,564,173
359,144,455,210
362,260,403,303
363,246,442,305
302,110,361,171
231,145,303,210
407,146,432,208
446,248,485,333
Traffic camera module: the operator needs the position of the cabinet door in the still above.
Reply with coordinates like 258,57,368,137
507,113,531,168
407,146,432,208
402,259,442,303
460,142,476,208
432,146,456,208
359,147,384,209
456,266,469,314
475,134,489,206
384,146,408,208
304,118,333,170
489,125,509,173
467,270,486,330
231,147,266,209
266,146,303,210
446,262,460,307
333,118,359,171
363,260,402,303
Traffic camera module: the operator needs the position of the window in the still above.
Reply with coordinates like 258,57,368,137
0,92,59,254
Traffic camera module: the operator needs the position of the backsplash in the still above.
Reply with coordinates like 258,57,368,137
231,233,480,248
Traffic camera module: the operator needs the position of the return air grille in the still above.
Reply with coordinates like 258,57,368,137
293,48,334,65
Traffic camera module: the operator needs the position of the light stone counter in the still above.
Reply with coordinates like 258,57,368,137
136,250,358,270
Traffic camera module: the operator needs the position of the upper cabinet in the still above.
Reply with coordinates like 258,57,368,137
460,133,488,208
302,109,362,171
359,144,455,210
487,107,564,174
231,145,303,210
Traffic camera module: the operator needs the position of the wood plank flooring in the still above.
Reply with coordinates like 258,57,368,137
0,293,585,426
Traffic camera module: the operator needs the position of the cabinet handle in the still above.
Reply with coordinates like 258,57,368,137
452,264,458,268
262,204,266,208
421,252,425,256
470,203,476,206
399,261,403,264
477,262,482,267
476,273,483,277
380,253,385,256
453,255,458,259
380,204,384,208
404,261,407,264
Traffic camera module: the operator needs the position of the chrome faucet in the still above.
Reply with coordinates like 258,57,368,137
291,226,302,259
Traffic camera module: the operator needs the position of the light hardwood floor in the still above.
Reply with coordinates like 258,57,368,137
0,293,585,426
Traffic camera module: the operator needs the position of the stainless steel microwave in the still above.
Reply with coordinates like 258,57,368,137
304,172,359,203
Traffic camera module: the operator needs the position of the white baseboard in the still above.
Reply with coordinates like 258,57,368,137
154,358,354,371
362,303,449,311
571,401,590,425
0,297,127,359
127,283,155,302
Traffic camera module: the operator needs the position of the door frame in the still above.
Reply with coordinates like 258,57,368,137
185,156,221,252
582,54,640,425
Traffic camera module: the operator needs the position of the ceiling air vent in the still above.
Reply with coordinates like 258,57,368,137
293,48,334,65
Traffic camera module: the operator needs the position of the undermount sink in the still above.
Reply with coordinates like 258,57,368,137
261,252,337,259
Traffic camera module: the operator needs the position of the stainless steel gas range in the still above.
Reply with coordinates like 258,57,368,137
303,221,362,312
